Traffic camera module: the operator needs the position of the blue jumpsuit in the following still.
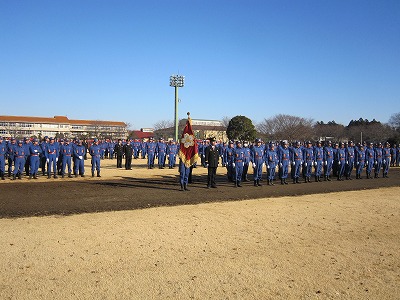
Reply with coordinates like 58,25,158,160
336,147,346,180
74,144,86,176
382,147,391,177
7,140,17,176
291,146,303,183
13,143,26,177
374,147,383,178
355,147,365,178
29,143,42,177
156,142,167,168
278,146,290,181
345,146,355,179
242,146,251,181
61,142,73,176
166,143,178,168
225,145,235,182
365,146,375,178
234,146,245,186
0,139,6,178
179,159,191,188
313,146,323,180
323,145,334,180
302,146,314,181
266,148,278,183
90,143,101,176
46,142,59,177
146,142,156,168
251,145,265,184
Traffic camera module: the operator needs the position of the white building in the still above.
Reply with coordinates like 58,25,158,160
0,115,127,139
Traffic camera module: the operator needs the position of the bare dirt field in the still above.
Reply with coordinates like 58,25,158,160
0,158,399,299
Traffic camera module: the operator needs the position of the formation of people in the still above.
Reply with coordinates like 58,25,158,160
201,138,398,188
0,136,398,187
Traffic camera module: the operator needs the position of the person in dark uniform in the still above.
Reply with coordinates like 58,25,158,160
124,139,134,170
205,137,219,188
114,139,124,168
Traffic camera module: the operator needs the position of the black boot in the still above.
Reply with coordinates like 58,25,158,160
92,171,95,177
12,174,16,180
237,181,242,187
68,173,73,178
296,177,301,184
34,174,38,179
1,173,5,180
327,175,331,181
308,176,311,183
54,173,58,179
18,173,22,180
62,174,65,178
293,178,296,184
97,171,101,177
284,179,288,185
254,180,258,187
257,179,262,186
29,174,33,179
184,184,189,191
180,184,184,191
281,179,284,185
235,181,238,187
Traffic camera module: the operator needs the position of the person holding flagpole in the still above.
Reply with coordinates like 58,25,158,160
178,113,199,191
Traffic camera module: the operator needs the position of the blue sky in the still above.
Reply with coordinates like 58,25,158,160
1,0,399,129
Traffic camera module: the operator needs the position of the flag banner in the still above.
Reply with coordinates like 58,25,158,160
178,116,199,167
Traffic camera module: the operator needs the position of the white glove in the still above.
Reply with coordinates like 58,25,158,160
338,161,341,165
325,161,327,165
262,163,265,167
375,161,377,165
242,162,245,167
346,161,349,165
383,160,386,164
267,165,270,169
304,163,307,167
279,163,282,167
56,158,58,162
46,159,49,163
357,161,359,165
34,150,37,153
292,162,295,166
79,156,83,160
232,163,235,167
366,161,368,166
206,163,209,167
253,163,256,168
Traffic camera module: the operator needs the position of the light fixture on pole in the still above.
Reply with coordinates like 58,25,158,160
170,74,185,142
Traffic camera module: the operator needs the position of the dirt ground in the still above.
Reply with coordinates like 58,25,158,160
0,159,399,299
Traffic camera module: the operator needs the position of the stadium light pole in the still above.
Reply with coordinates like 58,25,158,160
170,74,185,142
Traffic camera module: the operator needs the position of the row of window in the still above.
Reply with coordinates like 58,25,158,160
0,122,124,130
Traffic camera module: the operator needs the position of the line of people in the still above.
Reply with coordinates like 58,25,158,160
202,138,397,188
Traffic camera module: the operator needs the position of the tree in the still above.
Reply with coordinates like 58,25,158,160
257,114,314,142
314,120,346,141
389,112,400,130
226,115,256,141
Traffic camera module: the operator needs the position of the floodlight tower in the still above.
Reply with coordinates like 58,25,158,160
170,74,185,142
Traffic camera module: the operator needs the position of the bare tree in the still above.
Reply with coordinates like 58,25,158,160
153,120,174,131
221,116,231,128
388,112,400,130
257,114,314,142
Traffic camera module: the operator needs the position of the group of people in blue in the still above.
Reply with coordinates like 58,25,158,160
196,138,399,188
0,135,398,187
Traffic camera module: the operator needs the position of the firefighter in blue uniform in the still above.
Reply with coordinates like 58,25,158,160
374,143,383,178
225,141,235,182
46,137,59,179
266,142,279,185
133,139,141,159
355,144,366,179
382,142,391,178
23,137,31,176
291,141,303,184
314,141,324,182
302,141,314,183
12,140,26,180
251,138,265,186
0,136,6,180
336,142,346,180
29,139,42,179
7,137,17,177
365,142,375,179
155,138,167,169
141,139,147,159
345,141,355,180
220,142,227,167
60,139,74,178
89,138,101,177
73,140,86,177
167,140,178,168
146,137,157,169
390,144,397,167
278,140,290,185
233,140,245,187
323,141,334,181
242,141,251,182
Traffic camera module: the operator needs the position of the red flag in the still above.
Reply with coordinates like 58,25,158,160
178,116,199,167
